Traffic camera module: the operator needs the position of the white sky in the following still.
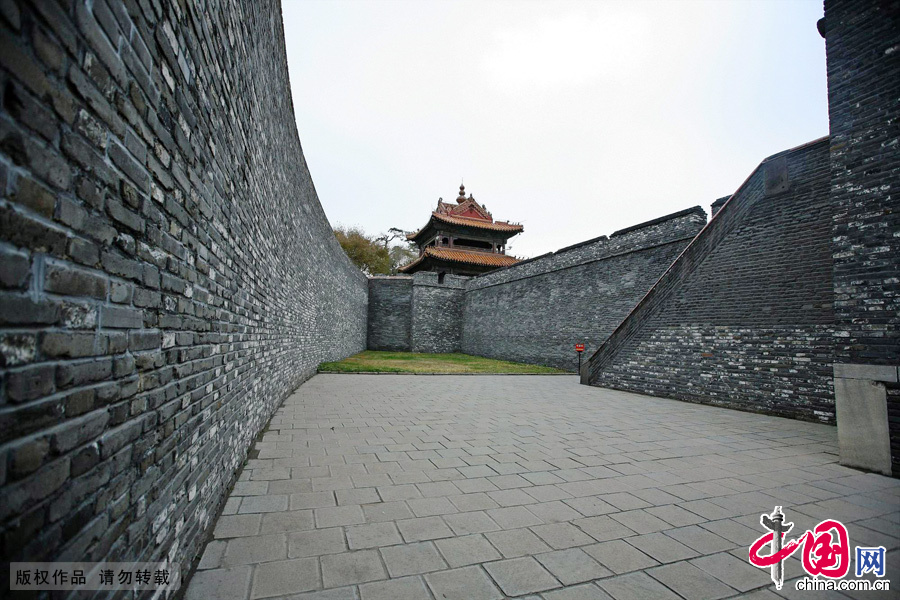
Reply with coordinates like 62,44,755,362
282,0,827,258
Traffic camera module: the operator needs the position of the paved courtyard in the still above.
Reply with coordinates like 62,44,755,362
186,375,899,600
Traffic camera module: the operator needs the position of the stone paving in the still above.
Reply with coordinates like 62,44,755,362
186,375,900,600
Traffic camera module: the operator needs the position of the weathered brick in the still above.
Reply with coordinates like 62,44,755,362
0,120,71,190
100,251,141,281
133,287,160,308
113,355,135,377
109,140,149,191
0,245,30,288
100,305,143,329
106,197,144,232
64,388,95,418
2,80,58,142
0,457,69,523
67,237,101,266
98,418,144,460
70,443,100,477
0,332,36,367
56,358,113,388
110,280,132,303
44,262,108,299
33,26,64,72
30,0,77,55
40,331,105,358
59,300,98,329
10,174,56,217
584,136,835,423
57,197,88,229
0,0,366,576
0,27,50,97
60,129,116,187
74,1,126,86
0,293,60,325
6,363,55,403
50,411,110,454
66,66,123,141
128,329,160,351
0,203,68,256
106,332,127,354
9,436,50,478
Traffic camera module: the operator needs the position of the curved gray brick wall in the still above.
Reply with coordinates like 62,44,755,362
0,0,366,578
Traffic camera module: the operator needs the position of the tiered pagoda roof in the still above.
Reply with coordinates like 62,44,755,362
399,246,521,273
399,184,523,275
406,191,523,243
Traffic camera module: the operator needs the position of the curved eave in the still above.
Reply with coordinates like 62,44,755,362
398,247,521,273
407,213,524,242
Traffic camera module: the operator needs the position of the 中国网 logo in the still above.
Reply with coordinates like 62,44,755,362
748,506,889,593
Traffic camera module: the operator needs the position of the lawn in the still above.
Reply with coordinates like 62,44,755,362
318,351,568,374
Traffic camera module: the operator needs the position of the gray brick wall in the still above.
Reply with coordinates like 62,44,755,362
368,273,466,354
365,210,705,369
825,0,899,366
587,139,835,422
368,277,412,351
462,209,706,371
0,0,366,582
889,383,900,477
411,272,466,354
824,0,900,473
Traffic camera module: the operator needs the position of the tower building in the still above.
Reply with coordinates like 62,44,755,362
399,185,523,276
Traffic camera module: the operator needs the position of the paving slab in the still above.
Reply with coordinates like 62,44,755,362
214,514,262,539
185,566,252,600
185,374,899,599
359,575,432,600
250,557,320,598
222,534,287,566
425,565,504,600
259,509,314,534
536,548,613,584
434,533,502,567
321,550,387,588
483,556,561,596
380,541,448,577
647,561,736,600
347,522,403,550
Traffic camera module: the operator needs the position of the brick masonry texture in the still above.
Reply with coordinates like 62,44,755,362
824,0,900,475
587,140,836,423
368,277,412,351
368,273,466,354
411,272,466,354
890,383,900,477
366,210,705,364
462,209,706,371
826,0,899,366
0,0,365,585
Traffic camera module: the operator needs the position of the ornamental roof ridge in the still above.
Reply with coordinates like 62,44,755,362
406,185,525,241
398,246,521,272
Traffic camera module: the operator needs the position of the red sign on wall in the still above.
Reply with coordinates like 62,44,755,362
575,343,585,352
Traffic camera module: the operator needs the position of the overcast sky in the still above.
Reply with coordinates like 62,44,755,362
282,0,827,258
